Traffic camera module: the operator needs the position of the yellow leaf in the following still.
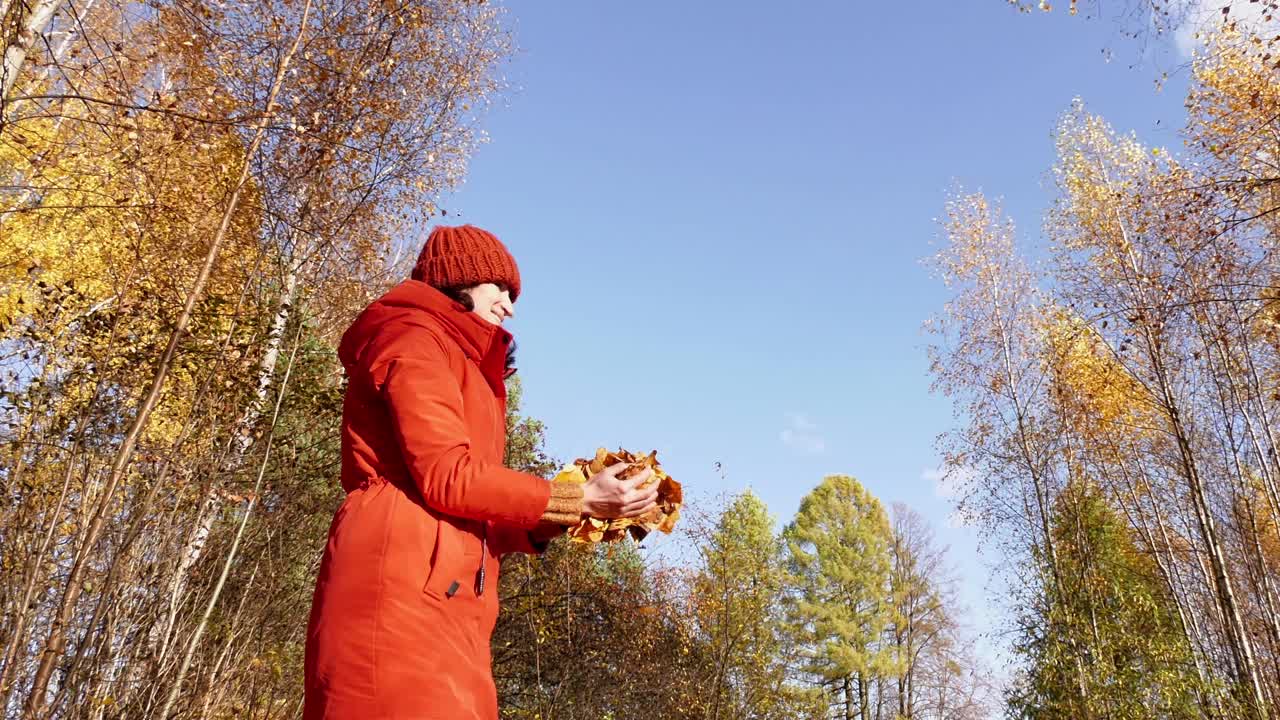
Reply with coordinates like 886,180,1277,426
562,447,684,544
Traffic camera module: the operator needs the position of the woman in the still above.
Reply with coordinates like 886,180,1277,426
303,224,658,719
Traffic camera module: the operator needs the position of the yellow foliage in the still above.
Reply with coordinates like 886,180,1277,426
1187,27,1280,191
0,115,131,319
1038,305,1154,439
1,116,263,318
2,103,268,449
1052,103,1166,265
1236,475,1280,575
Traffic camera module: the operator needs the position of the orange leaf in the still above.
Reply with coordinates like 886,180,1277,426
564,447,684,544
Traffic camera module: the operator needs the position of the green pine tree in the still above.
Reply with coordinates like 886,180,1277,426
693,490,825,720
783,475,898,720
1006,481,1207,720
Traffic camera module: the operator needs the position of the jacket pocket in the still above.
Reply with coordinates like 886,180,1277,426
423,516,482,600
422,514,453,600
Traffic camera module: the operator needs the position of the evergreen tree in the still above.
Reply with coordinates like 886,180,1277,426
783,475,898,720
692,490,824,720
1007,481,1206,720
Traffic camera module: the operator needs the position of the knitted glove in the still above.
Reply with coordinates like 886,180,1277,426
539,479,584,525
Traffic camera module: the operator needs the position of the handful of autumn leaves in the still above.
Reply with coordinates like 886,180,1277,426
554,448,683,543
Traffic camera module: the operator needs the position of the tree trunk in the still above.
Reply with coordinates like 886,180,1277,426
1,0,61,104
1229,298,1280,545
1113,226,1268,718
1121,466,1216,697
2,0,99,215
153,261,300,668
0,444,77,709
843,676,855,720
896,660,907,718
1199,308,1280,664
20,7,309,710
157,210,311,720
990,271,1094,713
858,673,869,720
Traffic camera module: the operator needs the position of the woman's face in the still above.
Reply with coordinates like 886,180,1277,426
463,282,515,326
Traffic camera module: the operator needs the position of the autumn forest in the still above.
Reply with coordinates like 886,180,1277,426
3,0,1280,719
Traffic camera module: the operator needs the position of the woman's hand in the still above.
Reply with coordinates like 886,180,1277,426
582,461,659,519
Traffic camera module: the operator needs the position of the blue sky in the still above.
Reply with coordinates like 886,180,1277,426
440,1,1203,669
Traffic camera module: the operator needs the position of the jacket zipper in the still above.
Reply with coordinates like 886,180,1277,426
477,530,487,597
474,336,505,599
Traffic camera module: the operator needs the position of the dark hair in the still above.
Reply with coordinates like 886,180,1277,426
439,285,475,311
439,285,517,375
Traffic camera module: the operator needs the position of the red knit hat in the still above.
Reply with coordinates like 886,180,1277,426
411,224,521,301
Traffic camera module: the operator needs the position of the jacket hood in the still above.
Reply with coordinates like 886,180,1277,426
338,279,513,376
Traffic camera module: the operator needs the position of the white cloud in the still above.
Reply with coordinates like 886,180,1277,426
780,412,825,454
923,465,979,528
1174,0,1279,58
923,466,950,497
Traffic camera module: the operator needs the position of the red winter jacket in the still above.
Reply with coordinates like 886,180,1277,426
303,280,574,719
